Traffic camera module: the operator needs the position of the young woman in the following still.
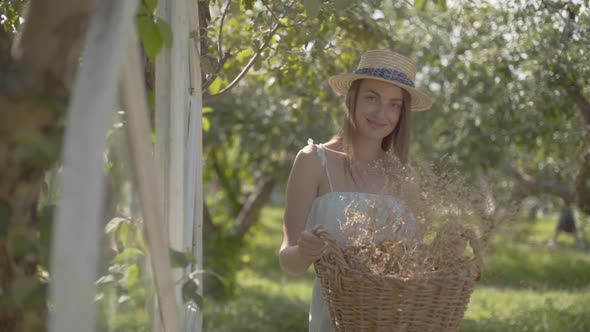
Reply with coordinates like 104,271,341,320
279,50,432,331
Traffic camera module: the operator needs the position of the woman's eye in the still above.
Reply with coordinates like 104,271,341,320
366,95,377,103
390,103,402,110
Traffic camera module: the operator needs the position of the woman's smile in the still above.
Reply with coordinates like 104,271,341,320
366,117,388,129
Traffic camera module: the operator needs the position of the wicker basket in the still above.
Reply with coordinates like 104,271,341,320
313,229,482,332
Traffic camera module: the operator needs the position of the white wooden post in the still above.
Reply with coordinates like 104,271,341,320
184,1,204,330
121,29,181,332
155,0,171,244
153,1,171,329
155,0,191,322
49,1,138,331
168,0,190,263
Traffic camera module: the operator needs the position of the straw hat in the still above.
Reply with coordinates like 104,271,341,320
328,50,433,111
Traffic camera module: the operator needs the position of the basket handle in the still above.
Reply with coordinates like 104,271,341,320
311,225,349,269
461,229,482,260
462,228,483,279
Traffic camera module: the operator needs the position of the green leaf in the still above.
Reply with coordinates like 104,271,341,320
303,0,320,19
203,117,211,132
414,0,427,10
169,248,195,268
244,0,255,10
126,264,139,288
135,226,148,252
156,18,173,48
208,77,223,95
230,0,241,15
105,217,128,235
437,0,447,11
145,0,158,12
236,49,254,63
118,222,130,247
137,16,163,63
181,279,203,308
113,247,144,263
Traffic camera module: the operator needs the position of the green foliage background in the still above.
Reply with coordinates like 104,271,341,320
1,0,589,330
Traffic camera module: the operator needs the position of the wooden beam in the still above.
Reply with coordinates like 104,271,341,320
168,0,189,266
155,0,171,244
184,0,204,330
48,1,137,331
122,28,181,332
153,0,171,329
155,0,191,323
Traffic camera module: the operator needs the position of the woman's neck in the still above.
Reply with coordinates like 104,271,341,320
351,136,385,162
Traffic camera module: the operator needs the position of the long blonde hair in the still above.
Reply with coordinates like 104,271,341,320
333,79,413,165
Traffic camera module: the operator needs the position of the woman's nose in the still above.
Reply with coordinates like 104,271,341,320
373,103,386,114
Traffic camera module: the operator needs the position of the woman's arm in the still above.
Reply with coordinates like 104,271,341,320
279,144,325,275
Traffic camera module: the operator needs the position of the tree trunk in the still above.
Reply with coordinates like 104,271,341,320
229,176,276,241
202,176,276,297
559,63,590,216
567,84,590,216
0,0,96,329
203,203,218,233
564,79,590,128
576,151,590,216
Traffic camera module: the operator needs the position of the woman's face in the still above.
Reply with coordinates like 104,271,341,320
353,79,404,141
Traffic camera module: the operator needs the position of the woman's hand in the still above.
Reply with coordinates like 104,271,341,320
297,226,327,262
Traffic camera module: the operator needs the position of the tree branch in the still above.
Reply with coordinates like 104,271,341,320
199,0,232,91
217,0,232,61
210,150,242,216
575,150,590,216
564,80,590,127
203,202,219,233
206,21,280,100
203,0,305,98
500,160,576,203
262,0,281,23
229,176,276,240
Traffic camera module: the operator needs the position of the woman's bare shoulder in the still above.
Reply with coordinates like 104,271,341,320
286,144,324,202
322,140,346,159
292,144,323,175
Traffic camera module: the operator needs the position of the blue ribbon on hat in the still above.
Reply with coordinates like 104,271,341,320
353,67,415,88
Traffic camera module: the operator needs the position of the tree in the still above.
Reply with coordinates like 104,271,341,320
0,0,100,329
402,0,590,213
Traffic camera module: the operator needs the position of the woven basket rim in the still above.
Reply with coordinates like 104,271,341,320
316,255,482,282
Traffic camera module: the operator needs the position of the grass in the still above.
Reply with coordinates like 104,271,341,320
203,207,590,331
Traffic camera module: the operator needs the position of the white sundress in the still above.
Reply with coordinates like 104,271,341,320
304,139,416,332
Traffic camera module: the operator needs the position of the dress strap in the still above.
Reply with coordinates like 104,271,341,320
307,138,334,192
